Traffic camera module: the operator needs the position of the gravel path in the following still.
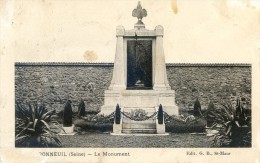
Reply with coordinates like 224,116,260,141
60,132,211,148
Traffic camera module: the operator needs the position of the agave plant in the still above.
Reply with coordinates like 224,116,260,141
206,101,215,127
210,98,251,147
15,102,62,147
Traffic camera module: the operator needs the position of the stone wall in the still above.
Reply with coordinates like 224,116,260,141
166,64,251,110
15,63,113,112
15,63,251,112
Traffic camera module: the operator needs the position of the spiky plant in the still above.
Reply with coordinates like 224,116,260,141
210,98,251,147
15,102,62,147
206,101,215,127
115,104,121,124
63,100,73,127
157,104,164,124
235,98,247,126
78,99,86,117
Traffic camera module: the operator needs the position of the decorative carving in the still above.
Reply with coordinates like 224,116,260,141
125,109,148,120
132,1,147,25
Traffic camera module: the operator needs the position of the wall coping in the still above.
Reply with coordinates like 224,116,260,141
15,62,251,67
15,62,114,67
166,63,251,67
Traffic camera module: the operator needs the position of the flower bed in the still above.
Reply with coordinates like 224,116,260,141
165,115,206,133
74,114,114,132
74,119,113,132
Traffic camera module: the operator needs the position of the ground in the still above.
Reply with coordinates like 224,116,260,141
60,132,212,148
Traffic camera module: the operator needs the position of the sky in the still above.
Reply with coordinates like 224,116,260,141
1,0,260,63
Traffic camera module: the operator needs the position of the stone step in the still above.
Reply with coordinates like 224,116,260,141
122,118,156,123
123,110,156,113
122,129,156,134
122,123,156,129
121,107,157,134
123,107,155,110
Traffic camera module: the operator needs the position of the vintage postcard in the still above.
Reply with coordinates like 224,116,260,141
0,0,260,162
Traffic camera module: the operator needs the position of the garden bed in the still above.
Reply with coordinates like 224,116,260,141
165,117,206,133
74,119,113,132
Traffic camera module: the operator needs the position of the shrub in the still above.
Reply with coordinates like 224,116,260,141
115,104,121,124
78,99,86,117
85,110,99,115
63,100,73,127
15,102,62,147
157,104,164,124
193,98,202,117
210,98,251,147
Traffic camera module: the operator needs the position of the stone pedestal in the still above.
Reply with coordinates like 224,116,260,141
59,124,76,135
156,124,166,134
112,124,122,134
100,90,178,115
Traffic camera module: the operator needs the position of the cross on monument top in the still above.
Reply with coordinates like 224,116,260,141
132,1,147,26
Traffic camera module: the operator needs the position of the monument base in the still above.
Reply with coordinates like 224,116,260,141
100,89,178,116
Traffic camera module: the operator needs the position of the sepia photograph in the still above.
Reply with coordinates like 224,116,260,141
1,0,260,162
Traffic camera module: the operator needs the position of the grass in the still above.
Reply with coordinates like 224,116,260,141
57,109,209,148
60,132,211,148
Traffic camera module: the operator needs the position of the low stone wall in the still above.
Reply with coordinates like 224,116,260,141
15,63,251,112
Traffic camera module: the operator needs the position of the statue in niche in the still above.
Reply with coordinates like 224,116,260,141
134,42,145,88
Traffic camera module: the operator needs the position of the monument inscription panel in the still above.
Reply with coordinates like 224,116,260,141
127,40,152,89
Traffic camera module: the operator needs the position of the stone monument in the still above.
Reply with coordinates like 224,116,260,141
100,2,178,116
